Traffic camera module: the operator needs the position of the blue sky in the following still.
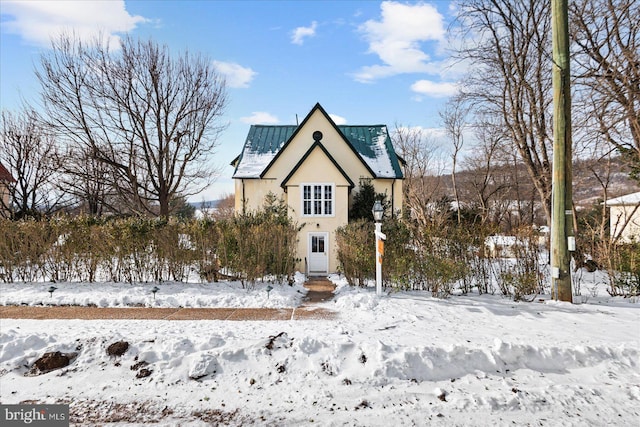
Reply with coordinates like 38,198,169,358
1,0,465,201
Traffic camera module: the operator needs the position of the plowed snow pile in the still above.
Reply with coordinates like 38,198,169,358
1,274,638,426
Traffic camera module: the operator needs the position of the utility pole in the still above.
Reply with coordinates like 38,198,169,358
551,0,574,302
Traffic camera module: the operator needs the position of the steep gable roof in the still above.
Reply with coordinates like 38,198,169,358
232,103,404,179
0,163,16,183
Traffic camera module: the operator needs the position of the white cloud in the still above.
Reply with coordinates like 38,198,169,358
329,114,347,125
354,1,445,82
240,112,279,125
1,0,147,47
213,61,257,89
291,21,317,45
411,79,458,98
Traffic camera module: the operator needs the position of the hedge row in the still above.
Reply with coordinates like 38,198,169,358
336,219,547,300
0,213,298,286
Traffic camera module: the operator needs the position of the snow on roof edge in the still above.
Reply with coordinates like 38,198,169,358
605,192,640,206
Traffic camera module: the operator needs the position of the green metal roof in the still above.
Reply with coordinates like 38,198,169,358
245,125,297,155
338,125,404,178
233,118,404,180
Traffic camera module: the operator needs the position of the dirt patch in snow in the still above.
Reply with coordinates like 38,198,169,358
26,351,77,376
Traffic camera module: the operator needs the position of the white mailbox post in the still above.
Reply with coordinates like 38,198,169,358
372,200,386,296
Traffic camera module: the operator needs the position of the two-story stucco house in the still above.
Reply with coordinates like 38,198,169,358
231,103,404,275
0,162,16,218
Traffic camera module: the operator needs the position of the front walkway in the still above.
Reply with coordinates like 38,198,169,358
0,278,337,321
301,277,336,304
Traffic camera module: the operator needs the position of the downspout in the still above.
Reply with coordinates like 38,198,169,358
242,179,246,215
349,186,352,218
391,179,395,219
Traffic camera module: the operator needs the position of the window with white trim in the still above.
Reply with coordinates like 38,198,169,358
302,184,334,216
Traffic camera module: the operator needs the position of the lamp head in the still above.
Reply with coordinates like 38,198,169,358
372,200,384,222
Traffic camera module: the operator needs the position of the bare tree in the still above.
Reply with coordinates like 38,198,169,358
56,144,113,216
454,0,553,225
459,118,511,225
570,0,640,180
440,97,469,224
36,34,228,217
0,109,64,218
392,124,447,227
503,149,538,228
210,193,235,220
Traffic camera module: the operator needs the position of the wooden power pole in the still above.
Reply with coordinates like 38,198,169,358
551,0,574,302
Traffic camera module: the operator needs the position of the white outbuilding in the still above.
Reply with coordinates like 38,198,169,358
606,192,640,243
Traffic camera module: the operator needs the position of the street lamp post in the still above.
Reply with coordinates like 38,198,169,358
372,200,386,296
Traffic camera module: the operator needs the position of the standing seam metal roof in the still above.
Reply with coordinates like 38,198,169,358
246,125,297,154
233,124,403,179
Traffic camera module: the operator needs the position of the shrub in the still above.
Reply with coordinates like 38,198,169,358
607,242,640,297
490,227,546,300
214,195,298,286
0,205,298,286
335,217,470,296
0,219,54,282
336,219,374,286
411,224,470,297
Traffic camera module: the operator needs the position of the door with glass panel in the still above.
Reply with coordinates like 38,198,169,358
308,232,328,275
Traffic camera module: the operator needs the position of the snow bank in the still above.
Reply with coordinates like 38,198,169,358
0,276,306,309
0,274,638,425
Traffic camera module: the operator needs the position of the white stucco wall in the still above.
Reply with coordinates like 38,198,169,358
606,192,640,244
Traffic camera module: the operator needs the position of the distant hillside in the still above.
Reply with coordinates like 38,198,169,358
572,157,639,206
188,199,221,209
431,156,639,208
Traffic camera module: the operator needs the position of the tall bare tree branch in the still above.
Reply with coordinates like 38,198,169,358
570,0,640,180
392,125,447,227
454,0,554,225
36,34,228,217
440,97,469,224
0,109,64,218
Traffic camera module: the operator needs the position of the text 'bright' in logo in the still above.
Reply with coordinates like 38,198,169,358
1,405,69,426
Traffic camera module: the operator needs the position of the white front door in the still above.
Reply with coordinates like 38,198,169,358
308,232,328,275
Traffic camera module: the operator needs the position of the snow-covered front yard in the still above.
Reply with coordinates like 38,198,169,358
1,273,639,426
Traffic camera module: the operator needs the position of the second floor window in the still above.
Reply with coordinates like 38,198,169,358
303,184,333,216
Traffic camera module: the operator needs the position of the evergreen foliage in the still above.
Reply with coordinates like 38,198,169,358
349,178,389,221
